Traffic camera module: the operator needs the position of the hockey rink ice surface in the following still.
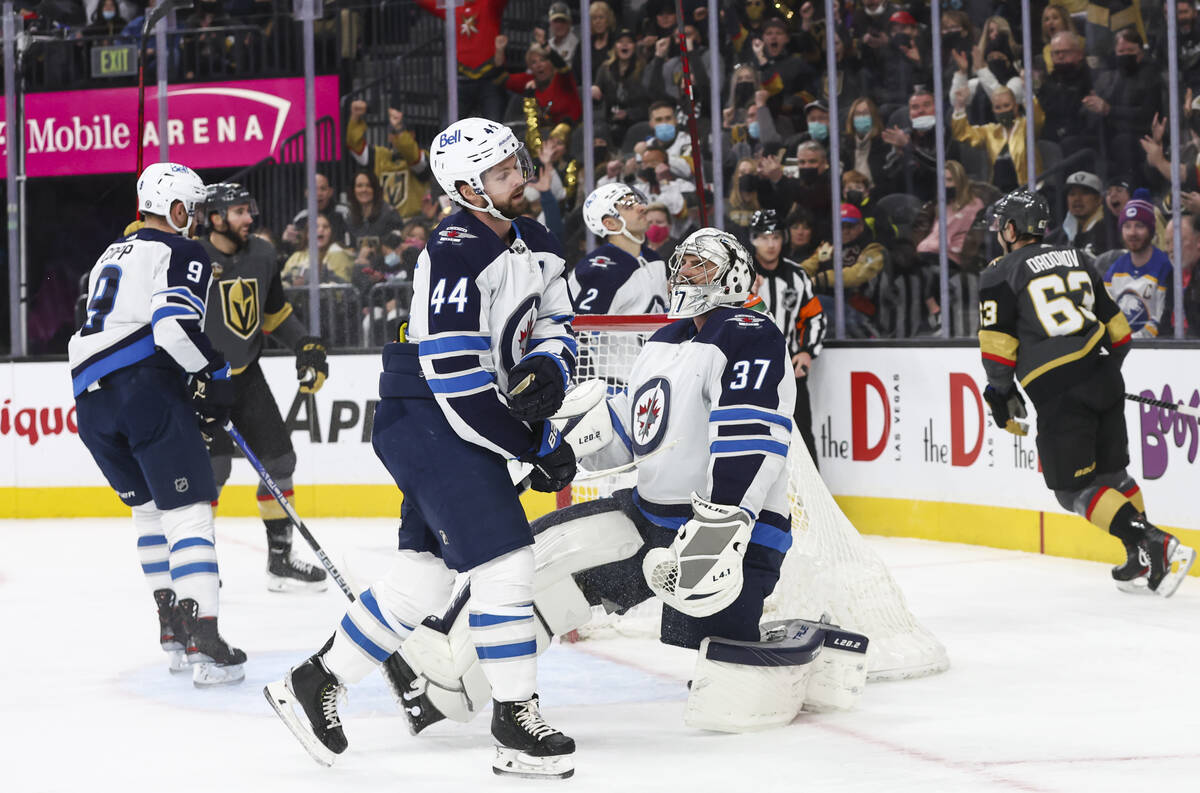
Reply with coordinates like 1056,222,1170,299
5,517,1200,792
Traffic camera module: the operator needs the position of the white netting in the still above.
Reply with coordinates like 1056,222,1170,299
568,316,949,681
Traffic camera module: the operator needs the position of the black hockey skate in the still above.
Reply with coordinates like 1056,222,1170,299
491,695,575,779
153,589,190,674
264,644,347,767
178,598,247,687
266,525,328,593
1113,520,1196,598
382,653,447,735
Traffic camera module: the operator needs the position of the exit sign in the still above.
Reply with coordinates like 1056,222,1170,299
90,45,138,78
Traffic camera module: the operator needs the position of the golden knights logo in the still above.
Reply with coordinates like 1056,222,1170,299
220,277,260,340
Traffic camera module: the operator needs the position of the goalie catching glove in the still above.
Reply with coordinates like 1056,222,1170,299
507,353,567,421
643,493,753,618
295,336,328,394
983,383,1028,436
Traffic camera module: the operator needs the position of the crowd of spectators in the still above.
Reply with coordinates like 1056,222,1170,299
32,0,1200,347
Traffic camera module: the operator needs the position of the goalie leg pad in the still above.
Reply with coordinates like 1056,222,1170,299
685,618,869,732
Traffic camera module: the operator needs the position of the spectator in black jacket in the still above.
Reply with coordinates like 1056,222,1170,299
866,10,932,121
593,29,649,147
1037,31,1101,161
794,141,833,244
750,16,818,120
1148,1,1200,92
1088,27,1163,182
744,141,801,226
1046,170,1119,257
880,87,943,202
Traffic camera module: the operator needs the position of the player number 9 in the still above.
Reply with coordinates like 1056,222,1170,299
187,260,205,283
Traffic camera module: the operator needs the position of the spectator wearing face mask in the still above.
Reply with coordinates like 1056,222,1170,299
841,96,889,189
1087,27,1163,183
881,87,945,202
1104,191,1173,338
1037,32,1101,157
798,99,831,146
635,99,694,179
643,202,678,261
950,85,1043,193
800,204,889,337
793,141,834,244
866,11,932,122
841,169,895,251
1047,171,1120,256
852,0,901,58
949,34,1026,126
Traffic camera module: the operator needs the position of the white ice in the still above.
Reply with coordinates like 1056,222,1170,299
4,517,1199,793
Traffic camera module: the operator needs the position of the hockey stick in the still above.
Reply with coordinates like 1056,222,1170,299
223,421,420,710
1125,393,1200,420
673,0,709,225
136,0,193,185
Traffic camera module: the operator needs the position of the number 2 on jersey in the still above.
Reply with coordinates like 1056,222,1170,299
430,277,469,314
81,265,122,336
1029,271,1096,336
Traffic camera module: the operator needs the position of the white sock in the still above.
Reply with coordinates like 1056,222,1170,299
160,502,220,618
323,551,455,685
132,502,171,593
468,546,537,702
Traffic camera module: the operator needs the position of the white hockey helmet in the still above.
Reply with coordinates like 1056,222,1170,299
667,228,754,319
137,162,207,235
583,182,649,242
429,118,534,221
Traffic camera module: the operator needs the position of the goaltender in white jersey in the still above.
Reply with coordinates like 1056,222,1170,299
388,229,871,738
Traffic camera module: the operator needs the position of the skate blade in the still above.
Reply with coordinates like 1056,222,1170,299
267,574,330,593
264,681,336,768
1115,578,1153,595
166,649,191,674
1154,544,1196,599
193,661,246,687
492,746,575,779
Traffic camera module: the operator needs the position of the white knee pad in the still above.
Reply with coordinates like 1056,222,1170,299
685,618,869,733
374,550,458,630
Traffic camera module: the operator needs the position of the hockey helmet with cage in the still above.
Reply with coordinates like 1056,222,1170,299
200,183,259,231
429,118,535,221
137,162,207,235
667,228,754,318
989,188,1051,239
582,182,649,242
749,208,782,237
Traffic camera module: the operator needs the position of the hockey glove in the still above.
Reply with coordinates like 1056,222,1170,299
295,336,328,394
519,422,577,493
983,383,1028,436
192,361,235,445
507,353,567,422
642,493,754,618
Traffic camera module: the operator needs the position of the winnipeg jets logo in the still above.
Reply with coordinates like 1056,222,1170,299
636,395,661,441
517,315,535,352
589,255,614,268
631,377,671,454
438,226,477,244
726,313,767,328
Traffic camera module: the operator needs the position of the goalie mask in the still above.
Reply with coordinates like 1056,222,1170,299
583,183,650,245
430,118,535,222
666,228,753,318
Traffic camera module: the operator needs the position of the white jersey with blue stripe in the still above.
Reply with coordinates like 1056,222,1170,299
405,210,576,460
591,306,797,553
68,228,220,396
568,241,668,315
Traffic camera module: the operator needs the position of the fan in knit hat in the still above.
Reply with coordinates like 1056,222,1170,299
1120,188,1156,231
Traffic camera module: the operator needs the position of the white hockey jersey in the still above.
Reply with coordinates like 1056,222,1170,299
568,242,668,315
404,210,576,460
592,306,797,553
68,228,220,396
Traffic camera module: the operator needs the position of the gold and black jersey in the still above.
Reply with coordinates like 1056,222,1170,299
200,237,306,373
978,243,1132,401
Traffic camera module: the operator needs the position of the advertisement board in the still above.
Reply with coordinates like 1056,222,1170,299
0,76,339,178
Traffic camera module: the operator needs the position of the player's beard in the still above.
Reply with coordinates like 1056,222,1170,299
491,188,531,221
216,221,251,251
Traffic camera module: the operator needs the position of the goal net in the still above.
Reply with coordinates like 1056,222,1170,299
567,314,949,682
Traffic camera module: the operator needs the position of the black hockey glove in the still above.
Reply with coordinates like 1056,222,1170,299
295,336,328,394
983,383,1028,436
507,353,567,422
519,422,577,493
192,361,235,445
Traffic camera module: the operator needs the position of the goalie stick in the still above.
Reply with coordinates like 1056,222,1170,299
1125,392,1200,420
223,421,417,708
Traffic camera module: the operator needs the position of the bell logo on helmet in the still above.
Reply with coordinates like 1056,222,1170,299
438,129,463,148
